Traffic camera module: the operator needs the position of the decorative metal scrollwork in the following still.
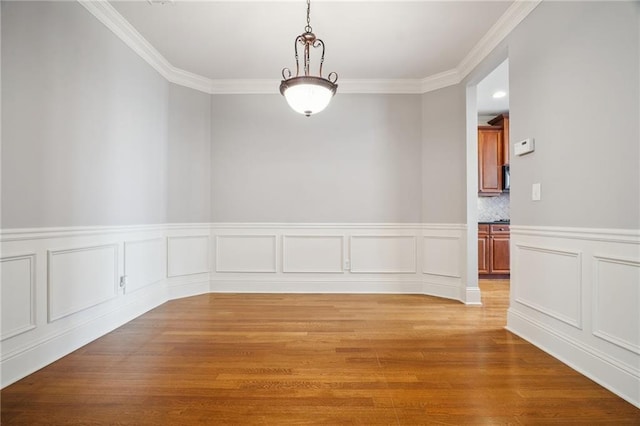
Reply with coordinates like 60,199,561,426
280,0,338,84
279,0,338,116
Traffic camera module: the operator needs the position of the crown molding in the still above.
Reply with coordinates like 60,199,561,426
207,79,279,95
457,0,543,80
78,0,541,95
339,79,422,94
78,0,172,79
206,78,443,95
420,69,462,93
170,67,219,94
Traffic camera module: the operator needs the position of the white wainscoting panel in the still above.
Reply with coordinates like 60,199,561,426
422,236,461,278
514,244,582,329
350,235,417,274
593,256,640,355
215,235,277,273
1,223,471,392
0,224,212,390
1,254,36,340
124,238,166,293
47,244,119,322
509,226,640,408
282,235,344,273
167,235,210,277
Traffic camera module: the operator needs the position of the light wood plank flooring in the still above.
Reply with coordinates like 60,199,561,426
2,280,639,424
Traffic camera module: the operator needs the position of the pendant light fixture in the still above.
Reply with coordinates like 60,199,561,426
280,0,338,117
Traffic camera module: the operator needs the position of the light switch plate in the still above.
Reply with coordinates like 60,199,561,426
515,138,535,156
532,183,541,201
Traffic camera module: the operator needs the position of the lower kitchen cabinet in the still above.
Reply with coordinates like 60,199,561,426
479,223,510,276
478,224,490,274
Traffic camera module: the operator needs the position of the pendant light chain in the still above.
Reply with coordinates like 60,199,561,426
305,0,312,33
279,0,338,117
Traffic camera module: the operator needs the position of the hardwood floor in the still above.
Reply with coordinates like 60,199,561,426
2,280,638,424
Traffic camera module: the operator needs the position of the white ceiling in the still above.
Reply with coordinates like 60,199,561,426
89,0,532,99
477,58,509,115
111,1,513,81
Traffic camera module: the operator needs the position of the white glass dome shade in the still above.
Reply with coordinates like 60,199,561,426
280,76,337,117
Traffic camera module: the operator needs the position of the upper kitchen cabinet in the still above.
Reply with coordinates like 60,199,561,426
488,113,510,164
478,126,503,195
478,113,509,196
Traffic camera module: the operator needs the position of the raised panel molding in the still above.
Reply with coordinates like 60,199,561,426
215,235,277,273
592,256,640,355
510,226,640,408
514,244,582,329
422,236,461,278
282,235,344,273
47,244,119,322
350,235,417,274
2,223,637,408
0,224,185,242
1,254,36,340
124,238,166,293
510,226,639,244
167,235,210,277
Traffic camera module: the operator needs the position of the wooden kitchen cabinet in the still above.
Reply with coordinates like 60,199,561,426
478,224,490,274
479,223,510,276
489,224,510,274
478,113,509,196
488,113,510,164
478,127,503,195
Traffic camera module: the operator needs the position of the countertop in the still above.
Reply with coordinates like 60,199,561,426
478,220,510,225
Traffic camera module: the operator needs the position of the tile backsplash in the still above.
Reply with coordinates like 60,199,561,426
477,193,510,222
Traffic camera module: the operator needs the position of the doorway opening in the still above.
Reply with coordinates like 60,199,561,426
464,57,510,304
477,59,510,280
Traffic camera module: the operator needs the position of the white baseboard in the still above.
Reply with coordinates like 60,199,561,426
210,279,425,294
421,278,465,302
0,285,166,387
167,274,211,300
507,309,639,408
463,286,482,305
508,225,640,409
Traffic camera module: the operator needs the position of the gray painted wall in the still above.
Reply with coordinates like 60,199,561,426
167,84,211,223
210,94,423,223
5,1,636,231
1,2,212,228
2,1,431,228
508,1,639,229
2,1,167,228
421,85,467,223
